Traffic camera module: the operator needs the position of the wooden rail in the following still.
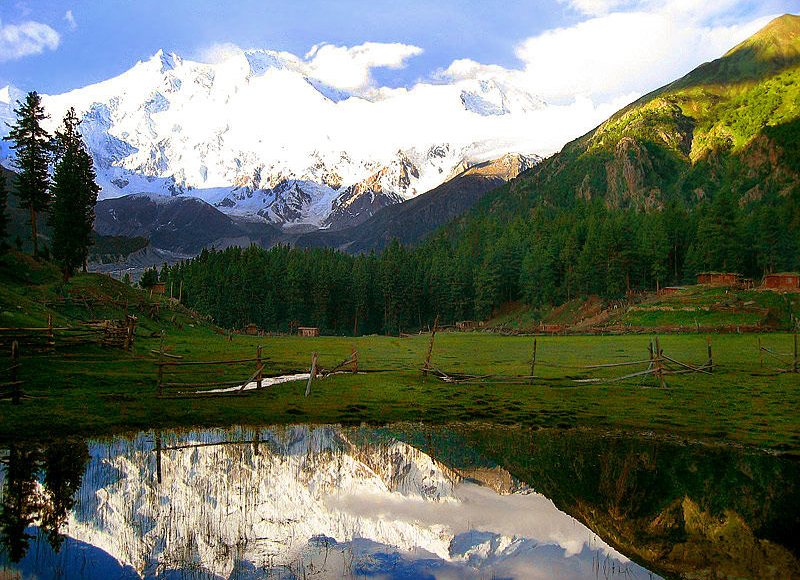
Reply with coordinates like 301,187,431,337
423,334,714,388
757,332,799,374
154,340,270,397
0,341,23,404
0,315,137,353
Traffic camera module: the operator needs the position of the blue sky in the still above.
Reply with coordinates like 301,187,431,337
1,0,795,101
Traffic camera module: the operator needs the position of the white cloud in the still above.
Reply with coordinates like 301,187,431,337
194,40,422,95
558,0,637,16
436,58,511,82
434,2,775,104
64,10,77,32
195,42,244,64
515,7,773,102
304,41,423,92
0,17,60,62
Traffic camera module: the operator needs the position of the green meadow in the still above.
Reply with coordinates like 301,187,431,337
2,326,798,451
1,253,798,450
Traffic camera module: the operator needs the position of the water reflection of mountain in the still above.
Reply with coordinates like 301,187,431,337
440,427,800,580
0,426,659,580
3,425,797,579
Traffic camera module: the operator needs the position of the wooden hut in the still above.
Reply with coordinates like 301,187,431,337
697,272,741,286
764,273,800,290
151,282,166,295
298,327,320,337
455,320,475,331
245,323,260,336
540,324,564,334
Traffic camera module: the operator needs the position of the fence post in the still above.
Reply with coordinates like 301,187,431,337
47,313,54,352
654,336,666,388
706,336,713,373
157,331,165,396
11,341,20,405
423,315,439,374
256,345,263,389
305,352,318,397
529,338,537,384
351,344,358,374
155,431,162,485
758,336,763,368
125,316,136,352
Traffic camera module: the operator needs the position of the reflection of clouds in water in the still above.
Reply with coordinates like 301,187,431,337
325,481,628,562
299,534,648,580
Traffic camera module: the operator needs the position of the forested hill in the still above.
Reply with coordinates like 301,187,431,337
464,13,800,220
161,16,800,334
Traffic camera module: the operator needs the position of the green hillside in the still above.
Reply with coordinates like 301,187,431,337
470,14,800,216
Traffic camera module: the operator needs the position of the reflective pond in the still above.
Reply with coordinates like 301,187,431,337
0,425,798,579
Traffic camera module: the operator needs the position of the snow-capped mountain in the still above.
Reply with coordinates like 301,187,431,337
0,48,543,230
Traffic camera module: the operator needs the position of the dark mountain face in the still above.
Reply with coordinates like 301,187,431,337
94,194,282,254
294,154,536,253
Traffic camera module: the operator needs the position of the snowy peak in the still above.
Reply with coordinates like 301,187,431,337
0,46,548,231
459,78,546,116
147,49,181,72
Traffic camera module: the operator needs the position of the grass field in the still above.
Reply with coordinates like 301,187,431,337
1,251,798,450
1,327,798,451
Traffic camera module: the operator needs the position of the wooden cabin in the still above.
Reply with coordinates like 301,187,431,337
298,327,320,337
455,320,475,331
764,273,800,290
245,323,260,336
150,282,166,295
540,324,564,334
697,272,741,286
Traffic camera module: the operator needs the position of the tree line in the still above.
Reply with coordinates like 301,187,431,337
1,92,99,279
160,190,800,335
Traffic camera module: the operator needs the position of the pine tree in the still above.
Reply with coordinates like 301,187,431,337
49,108,100,279
0,171,8,248
4,92,51,257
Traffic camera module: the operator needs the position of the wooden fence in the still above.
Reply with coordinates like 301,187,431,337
422,324,713,388
757,333,799,374
0,341,23,404
155,342,267,398
0,315,138,354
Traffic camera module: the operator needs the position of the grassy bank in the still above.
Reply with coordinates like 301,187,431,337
0,251,798,450
1,328,798,450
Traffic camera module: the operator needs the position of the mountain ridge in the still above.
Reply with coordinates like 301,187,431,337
0,45,546,231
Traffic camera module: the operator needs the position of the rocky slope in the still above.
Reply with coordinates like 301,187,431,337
295,153,539,252
92,193,283,254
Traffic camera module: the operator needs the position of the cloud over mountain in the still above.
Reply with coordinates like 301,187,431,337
0,17,60,62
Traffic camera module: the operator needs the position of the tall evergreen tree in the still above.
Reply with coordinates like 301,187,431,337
0,171,8,248
49,108,100,279
4,92,51,257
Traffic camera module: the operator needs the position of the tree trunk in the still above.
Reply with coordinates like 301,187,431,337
30,203,38,257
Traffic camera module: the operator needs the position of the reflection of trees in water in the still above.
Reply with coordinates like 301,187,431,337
0,441,90,562
0,445,42,563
